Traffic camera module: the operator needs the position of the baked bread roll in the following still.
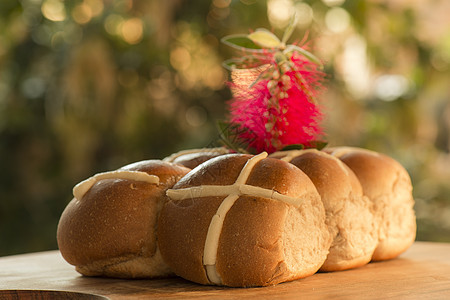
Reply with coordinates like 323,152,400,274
325,147,416,261
57,160,191,278
270,149,378,271
158,152,331,287
163,147,231,169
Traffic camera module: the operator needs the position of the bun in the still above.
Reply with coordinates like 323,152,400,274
325,147,416,261
57,144,416,284
57,160,191,278
270,149,378,271
158,153,331,287
163,147,231,169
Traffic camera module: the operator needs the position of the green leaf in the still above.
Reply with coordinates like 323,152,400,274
310,141,328,150
216,120,230,139
221,34,263,52
281,144,305,151
216,121,251,154
281,14,298,45
248,29,281,49
222,58,242,71
283,45,323,69
281,141,328,151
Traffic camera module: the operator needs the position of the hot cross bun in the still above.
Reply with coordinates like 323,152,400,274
158,152,332,287
57,160,191,278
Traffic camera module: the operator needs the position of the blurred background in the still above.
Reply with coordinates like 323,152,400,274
0,0,449,256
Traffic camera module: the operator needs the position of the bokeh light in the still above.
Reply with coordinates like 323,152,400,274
325,7,351,33
267,0,294,29
170,47,191,71
104,14,124,36
121,18,144,44
41,0,66,22
322,0,346,7
72,3,93,24
341,35,371,99
294,2,313,29
374,75,410,102
186,105,208,127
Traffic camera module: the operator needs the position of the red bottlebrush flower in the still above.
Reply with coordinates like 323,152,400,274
228,51,325,154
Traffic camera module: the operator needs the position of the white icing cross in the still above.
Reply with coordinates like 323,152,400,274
329,147,380,159
166,152,306,285
269,149,310,162
73,170,160,200
163,147,230,162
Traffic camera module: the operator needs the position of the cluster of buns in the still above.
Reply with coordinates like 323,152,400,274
57,146,416,287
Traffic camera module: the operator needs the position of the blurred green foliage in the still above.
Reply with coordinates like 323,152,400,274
0,0,449,256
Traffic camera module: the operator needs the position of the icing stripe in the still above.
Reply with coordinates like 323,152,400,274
203,194,240,265
239,185,303,207
205,265,221,285
73,170,160,200
167,185,238,200
235,152,267,184
163,147,230,162
202,153,267,284
167,184,302,207
269,149,319,162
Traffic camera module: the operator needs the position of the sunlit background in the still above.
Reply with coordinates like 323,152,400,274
1,0,449,256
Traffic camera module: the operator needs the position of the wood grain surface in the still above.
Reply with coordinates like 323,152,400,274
0,242,449,299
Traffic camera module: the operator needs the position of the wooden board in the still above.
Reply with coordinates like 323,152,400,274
1,242,450,299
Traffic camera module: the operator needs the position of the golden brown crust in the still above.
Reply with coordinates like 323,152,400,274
57,160,191,278
271,149,378,271
158,196,224,285
120,160,191,187
158,154,330,287
58,180,162,267
324,147,402,199
246,156,317,197
217,196,286,287
325,147,416,261
289,151,353,202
